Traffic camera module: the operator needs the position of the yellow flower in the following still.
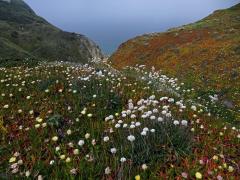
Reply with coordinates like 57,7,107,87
135,175,140,180
65,157,71,163
213,155,218,161
60,155,66,160
52,136,58,141
195,172,202,179
9,157,16,163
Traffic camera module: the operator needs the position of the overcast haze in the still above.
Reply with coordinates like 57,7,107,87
24,0,239,54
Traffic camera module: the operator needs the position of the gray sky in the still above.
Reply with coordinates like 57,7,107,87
24,0,239,54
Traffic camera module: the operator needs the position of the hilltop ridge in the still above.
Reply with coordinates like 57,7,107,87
0,0,104,63
110,3,240,111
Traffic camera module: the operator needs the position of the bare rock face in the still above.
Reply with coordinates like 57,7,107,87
0,0,104,62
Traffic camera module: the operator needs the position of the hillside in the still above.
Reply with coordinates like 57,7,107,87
110,4,240,113
0,0,103,63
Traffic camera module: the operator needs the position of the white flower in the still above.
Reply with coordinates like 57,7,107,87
92,139,96,145
118,120,123,124
70,168,77,175
67,129,72,135
103,136,109,142
158,117,163,122
105,167,111,175
150,115,156,120
120,157,126,163
55,146,60,151
50,160,55,165
85,133,90,139
181,120,188,126
25,170,31,177
150,129,155,133
3,104,9,109
191,105,197,111
135,122,141,126
123,124,128,128
142,164,148,170
141,131,147,136
130,114,136,119
110,148,117,154
115,123,121,128
127,135,135,142
66,157,71,163
78,140,85,146
130,124,135,129
173,120,180,125
52,136,58,141
87,113,93,118
73,149,79,155
42,123,47,128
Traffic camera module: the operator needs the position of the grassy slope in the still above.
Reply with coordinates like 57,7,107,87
110,4,240,112
0,0,103,63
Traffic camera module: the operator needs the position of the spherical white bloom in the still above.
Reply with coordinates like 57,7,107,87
135,122,141,127
181,120,188,126
122,113,127,118
153,109,158,113
141,131,147,136
191,105,197,111
25,170,31,177
118,120,123,124
142,164,148,170
130,124,136,129
150,115,156,120
110,148,117,154
143,127,149,132
123,124,128,128
128,102,134,110
166,113,172,117
115,123,121,128
130,114,136,119
55,146,60,152
73,149,79,155
78,140,85,146
109,115,114,119
85,133,90,139
103,136,109,142
173,120,180,125
127,135,135,142
141,114,147,119
150,129,155,133
67,129,72,135
105,167,111,175
87,113,93,118
158,117,163,122
66,157,71,163
120,157,126,163
3,104,9,109
162,110,167,115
